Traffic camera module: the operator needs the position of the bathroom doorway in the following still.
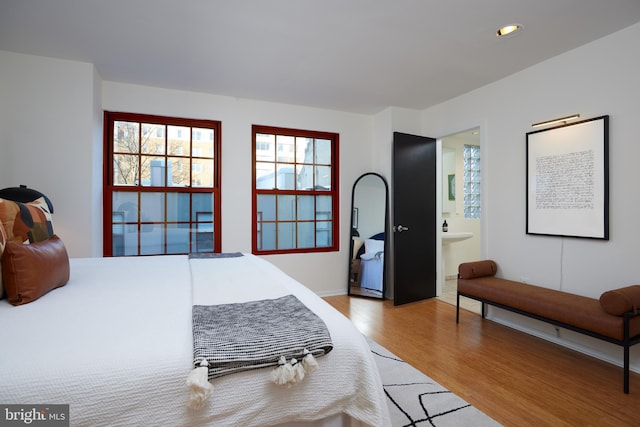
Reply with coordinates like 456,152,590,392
438,128,482,313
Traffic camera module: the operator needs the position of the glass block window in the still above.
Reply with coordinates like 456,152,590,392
463,144,481,219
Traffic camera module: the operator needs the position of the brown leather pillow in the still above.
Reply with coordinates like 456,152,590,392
599,285,640,316
2,235,70,306
0,221,6,299
458,260,498,279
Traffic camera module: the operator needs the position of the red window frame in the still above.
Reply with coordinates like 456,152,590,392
103,111,221,256
252,124,339,255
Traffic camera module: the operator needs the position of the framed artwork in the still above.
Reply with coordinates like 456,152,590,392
526,115,609,239
448,174,455,200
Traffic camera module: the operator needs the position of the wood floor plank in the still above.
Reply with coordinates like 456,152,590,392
323,295,640,427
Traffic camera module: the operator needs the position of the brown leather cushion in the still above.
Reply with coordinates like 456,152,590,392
458,260,497,279
0,221,6,299
2,235,70,306
599,285,640,316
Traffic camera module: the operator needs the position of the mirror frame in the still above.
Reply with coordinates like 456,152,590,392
347,172,389,299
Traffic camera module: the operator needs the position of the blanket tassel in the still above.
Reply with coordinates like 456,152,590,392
186,359,214,410
301,348,318,374
270,349,318,387
270,355,296,387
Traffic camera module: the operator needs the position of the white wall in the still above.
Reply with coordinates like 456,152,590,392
0,49,382,296
0,51,101,257
106,81,378,295
422,22,640,371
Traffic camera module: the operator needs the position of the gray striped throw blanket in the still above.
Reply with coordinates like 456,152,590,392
191,294,333,383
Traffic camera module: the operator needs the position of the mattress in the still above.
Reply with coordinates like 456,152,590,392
0,254,390,427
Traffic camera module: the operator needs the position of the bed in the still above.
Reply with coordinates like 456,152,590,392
354,234,385,293
0,248,390,425
0,254,390,426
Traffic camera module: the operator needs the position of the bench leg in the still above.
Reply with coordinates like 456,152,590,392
624,344,630,394
481,302,486,318
456,292,460,323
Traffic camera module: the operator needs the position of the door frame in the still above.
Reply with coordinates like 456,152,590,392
392,132,437,305
435,123,487,297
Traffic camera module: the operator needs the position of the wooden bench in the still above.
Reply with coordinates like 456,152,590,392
455,260,640,393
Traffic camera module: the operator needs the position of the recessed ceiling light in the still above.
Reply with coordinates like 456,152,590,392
496,24,522,37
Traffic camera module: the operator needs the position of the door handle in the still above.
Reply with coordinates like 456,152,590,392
394,225,409,233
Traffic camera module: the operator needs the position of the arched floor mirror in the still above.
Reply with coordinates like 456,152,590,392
348,172,389,299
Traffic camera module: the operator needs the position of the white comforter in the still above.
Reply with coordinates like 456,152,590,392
0,254,390,427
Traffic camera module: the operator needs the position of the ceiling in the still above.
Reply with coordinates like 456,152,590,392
2,0,640,114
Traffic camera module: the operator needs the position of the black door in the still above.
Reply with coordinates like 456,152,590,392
392,132,437,305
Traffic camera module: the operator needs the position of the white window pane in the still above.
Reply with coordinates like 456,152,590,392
167,192,190,222
277,222,295,250
315,165,332,190
276,135,295,163
141,192,165,222
257,195,276,221
315,139,331,165
277,195,296,221
259,222,276,250
192,158,214,187
193,128,214,158
141,123,164,154
256,162,276,189
316,221,332,247
140,226,164,255
295,137,313,163
297,195,314,220
168,125,190,156
167,224,189,254
114,121,139,153
192,193,214,219
113,154,138,185
256,133,276,161
316,195,332,218
276,165,296,190
297,164,314,190
297,222,315,248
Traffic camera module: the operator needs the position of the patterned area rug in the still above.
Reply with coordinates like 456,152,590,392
368,339,501,427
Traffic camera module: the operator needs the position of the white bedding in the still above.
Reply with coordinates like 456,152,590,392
358,255,383,292
0,254,390,427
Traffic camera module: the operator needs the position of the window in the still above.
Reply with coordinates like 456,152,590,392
104,112,221,256
463,144,481,219
252,125,339,254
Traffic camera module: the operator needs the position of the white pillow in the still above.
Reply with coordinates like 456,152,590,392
364,238,384,255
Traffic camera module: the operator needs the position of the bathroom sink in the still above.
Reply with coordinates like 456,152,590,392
442,232,473,244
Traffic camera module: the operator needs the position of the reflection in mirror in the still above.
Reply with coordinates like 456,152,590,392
348,173,389,299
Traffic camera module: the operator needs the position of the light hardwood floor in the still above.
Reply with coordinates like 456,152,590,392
438,278,481,313
323,294,640,427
